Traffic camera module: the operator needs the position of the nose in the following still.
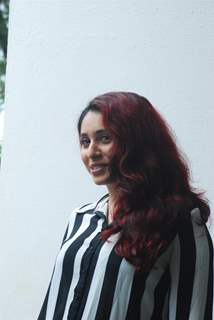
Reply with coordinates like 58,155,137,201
87,140,102,159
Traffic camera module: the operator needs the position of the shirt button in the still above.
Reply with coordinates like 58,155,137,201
74,294,80,301
74,289,81,300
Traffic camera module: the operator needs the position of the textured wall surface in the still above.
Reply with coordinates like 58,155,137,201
0,1,213,318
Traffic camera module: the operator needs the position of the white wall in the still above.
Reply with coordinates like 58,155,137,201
0,1,213,319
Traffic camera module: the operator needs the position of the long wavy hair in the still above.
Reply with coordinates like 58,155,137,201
77,92,210,271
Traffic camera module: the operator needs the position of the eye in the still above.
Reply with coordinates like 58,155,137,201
80,138,90,147
99,135,112,143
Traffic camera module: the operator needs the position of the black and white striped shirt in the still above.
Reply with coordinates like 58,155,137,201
38,194,213,320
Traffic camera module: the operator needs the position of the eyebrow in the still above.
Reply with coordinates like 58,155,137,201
79,129,109,137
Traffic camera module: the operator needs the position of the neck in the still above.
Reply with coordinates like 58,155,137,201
106,182,118,223
107,200,114,224
106,182,116,200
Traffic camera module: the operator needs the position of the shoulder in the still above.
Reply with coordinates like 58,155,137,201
177,207,209,238
171,207,213,258
61,201,98,243
67,202,96,223
68,193,109,219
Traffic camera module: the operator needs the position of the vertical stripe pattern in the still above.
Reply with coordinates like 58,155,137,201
38,196,213,320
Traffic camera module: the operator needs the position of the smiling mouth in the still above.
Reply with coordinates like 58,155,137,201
90,165,107,176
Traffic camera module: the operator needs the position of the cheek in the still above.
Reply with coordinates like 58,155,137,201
80,150,87,165
106,143,116,159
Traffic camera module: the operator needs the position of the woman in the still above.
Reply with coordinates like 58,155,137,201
38,92,213,320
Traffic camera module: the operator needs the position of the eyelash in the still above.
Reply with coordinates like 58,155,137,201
80,135,111,147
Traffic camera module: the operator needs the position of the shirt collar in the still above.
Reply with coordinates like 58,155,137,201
93,193,109,217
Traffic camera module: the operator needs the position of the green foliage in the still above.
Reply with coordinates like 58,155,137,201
0,0,9,106
0,59,6,73
0,78,5,105
0,0,9,164
0,60,6,105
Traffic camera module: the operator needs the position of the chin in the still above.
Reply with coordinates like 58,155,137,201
93,181,107,186
92,174,115,186
92,177,110,185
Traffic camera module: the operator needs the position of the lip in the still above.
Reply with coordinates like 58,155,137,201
89,164,107,175
89,163,107,170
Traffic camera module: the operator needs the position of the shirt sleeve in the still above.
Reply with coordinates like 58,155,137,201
168,208,213,320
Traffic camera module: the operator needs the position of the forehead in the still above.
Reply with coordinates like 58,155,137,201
80,111,106,135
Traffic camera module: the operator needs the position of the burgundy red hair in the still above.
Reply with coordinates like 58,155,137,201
77,92,210,271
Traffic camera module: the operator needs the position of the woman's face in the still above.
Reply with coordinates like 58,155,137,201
79,111,116,187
